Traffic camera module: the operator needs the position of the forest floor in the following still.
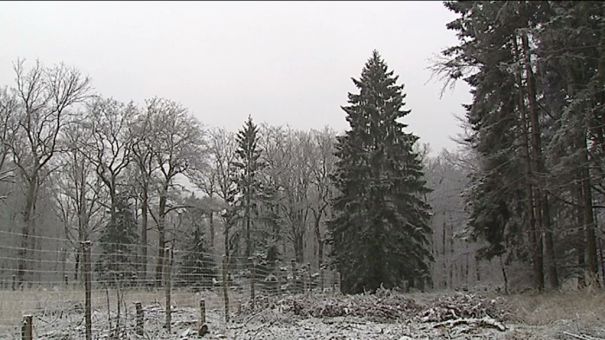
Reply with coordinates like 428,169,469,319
3,288,605,339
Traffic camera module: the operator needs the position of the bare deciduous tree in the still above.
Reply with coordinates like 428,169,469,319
0,87,17,192
145,98,206,285
278,130,314,264
130,106,159,280
86,97,136,231
53,121,106,281
309,127,337,270
206,128,237,257
9,60,90,284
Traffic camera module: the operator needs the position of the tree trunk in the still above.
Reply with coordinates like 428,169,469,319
499,255,509,295
141,188,149,280
156,231,165,287
449,221,454,288
209,210,215,250
578,138,598,280
245,188,251,258
541,196,558,288
294,231,304,264
442,219,447,289
475,257,481,282
155,186,168,287
514,35,544,291
75,251,81,282
109,182,117,229
599,239,605,280
312,208,325,271
465,245,469,287
573,182,586,288
76,171,89,283
564,44,599,285
224,215,230,258
17,178,38,285
522,32,559,289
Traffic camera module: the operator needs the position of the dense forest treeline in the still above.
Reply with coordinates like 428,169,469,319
436,1,605,291
1,1,604,294
0,60,343,286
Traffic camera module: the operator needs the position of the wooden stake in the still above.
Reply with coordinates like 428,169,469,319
199,299,206,324
135,302,144,336
21,315,32,340
199,298,208,336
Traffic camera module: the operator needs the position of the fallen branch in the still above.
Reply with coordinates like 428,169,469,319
433,316,506,332
562,331,602,340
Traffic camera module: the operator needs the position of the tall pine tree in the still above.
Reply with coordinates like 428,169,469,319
329,51,433,294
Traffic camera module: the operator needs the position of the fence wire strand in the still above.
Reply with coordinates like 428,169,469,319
0,229,341,339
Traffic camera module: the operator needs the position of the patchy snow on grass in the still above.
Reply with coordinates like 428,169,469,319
2,290,604,339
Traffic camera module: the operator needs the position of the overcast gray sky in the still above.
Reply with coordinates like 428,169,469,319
0,1,470,153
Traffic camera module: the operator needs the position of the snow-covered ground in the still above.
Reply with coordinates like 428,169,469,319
2,290,604,339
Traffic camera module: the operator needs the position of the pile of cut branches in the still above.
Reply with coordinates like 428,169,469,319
241,291,420,322
419,293,507,331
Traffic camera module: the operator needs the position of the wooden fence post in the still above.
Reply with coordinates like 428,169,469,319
222,255,229,323
21,315,32,340
199,298,206,324
199,299,208,336
164,247,172,332
82,241,92,340
135,302,144,336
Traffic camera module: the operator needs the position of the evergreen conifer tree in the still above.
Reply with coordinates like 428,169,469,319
178,225,216,289
439,1,605,289
231,116,267,259
95,193,138,286
329,51,433,294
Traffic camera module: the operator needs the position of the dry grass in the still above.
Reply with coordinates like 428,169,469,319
0,288,82,325
505,290,605,326
3,286,604,339
0,286,248,329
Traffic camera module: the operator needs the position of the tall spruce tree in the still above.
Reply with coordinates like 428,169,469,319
537,1,603,284
329,51,433,294
441,1,534,289
231,116,266,258
95,193,138,286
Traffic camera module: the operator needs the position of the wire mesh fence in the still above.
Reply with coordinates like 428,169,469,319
0,230,340,339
